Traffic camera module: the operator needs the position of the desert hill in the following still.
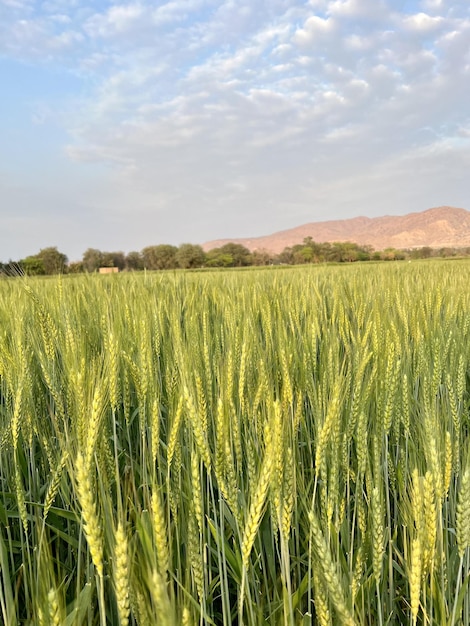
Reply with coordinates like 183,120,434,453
203,206,470,254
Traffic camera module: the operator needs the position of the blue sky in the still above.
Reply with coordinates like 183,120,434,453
1,0,469,261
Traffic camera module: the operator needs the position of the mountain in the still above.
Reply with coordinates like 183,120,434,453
203,206,470,254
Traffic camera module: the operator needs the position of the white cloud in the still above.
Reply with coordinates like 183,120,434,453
294,15,334,45
328,0,389,20
403,12,444,32
55,2,470,199
344,34,372,50
0,0,31,7
85,4,148,38
1,0,470,259
49,30,83,49
422,0,443,10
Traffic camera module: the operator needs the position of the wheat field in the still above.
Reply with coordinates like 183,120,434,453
0,261,469,625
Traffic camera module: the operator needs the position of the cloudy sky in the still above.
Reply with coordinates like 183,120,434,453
1,0,469,261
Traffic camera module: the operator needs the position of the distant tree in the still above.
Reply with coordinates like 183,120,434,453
381,248,397,261
438,247,456,258
175,243,205,269
296,246,314,264
323,243,340,263
100,252,115,268
205,250,234,267
217,243,252,267
251,249,273,266
113,252,126,270
396,249,406,260
125,251,143,271
341,242,359,262
20,256,45,276
322,242,366,263
205,242,253,268
357,245,374,261
410,246,433,259
100,251,126,270
278,247,295,264
309,240,327,263
83,248,103,272
142,245,178,270
381,248,405,261
68,261,84,274
278,240,376,265
422,246,433,259
37,247,68,274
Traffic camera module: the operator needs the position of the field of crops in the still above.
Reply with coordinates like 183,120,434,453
0,261,470,625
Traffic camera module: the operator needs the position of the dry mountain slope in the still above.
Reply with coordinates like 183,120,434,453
204,206,470,254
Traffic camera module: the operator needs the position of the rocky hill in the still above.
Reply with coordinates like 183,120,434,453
204,206,470,253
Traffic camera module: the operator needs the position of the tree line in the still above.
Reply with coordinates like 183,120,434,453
1,240,469,276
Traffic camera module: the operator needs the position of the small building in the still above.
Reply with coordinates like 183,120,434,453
99,267,119,274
